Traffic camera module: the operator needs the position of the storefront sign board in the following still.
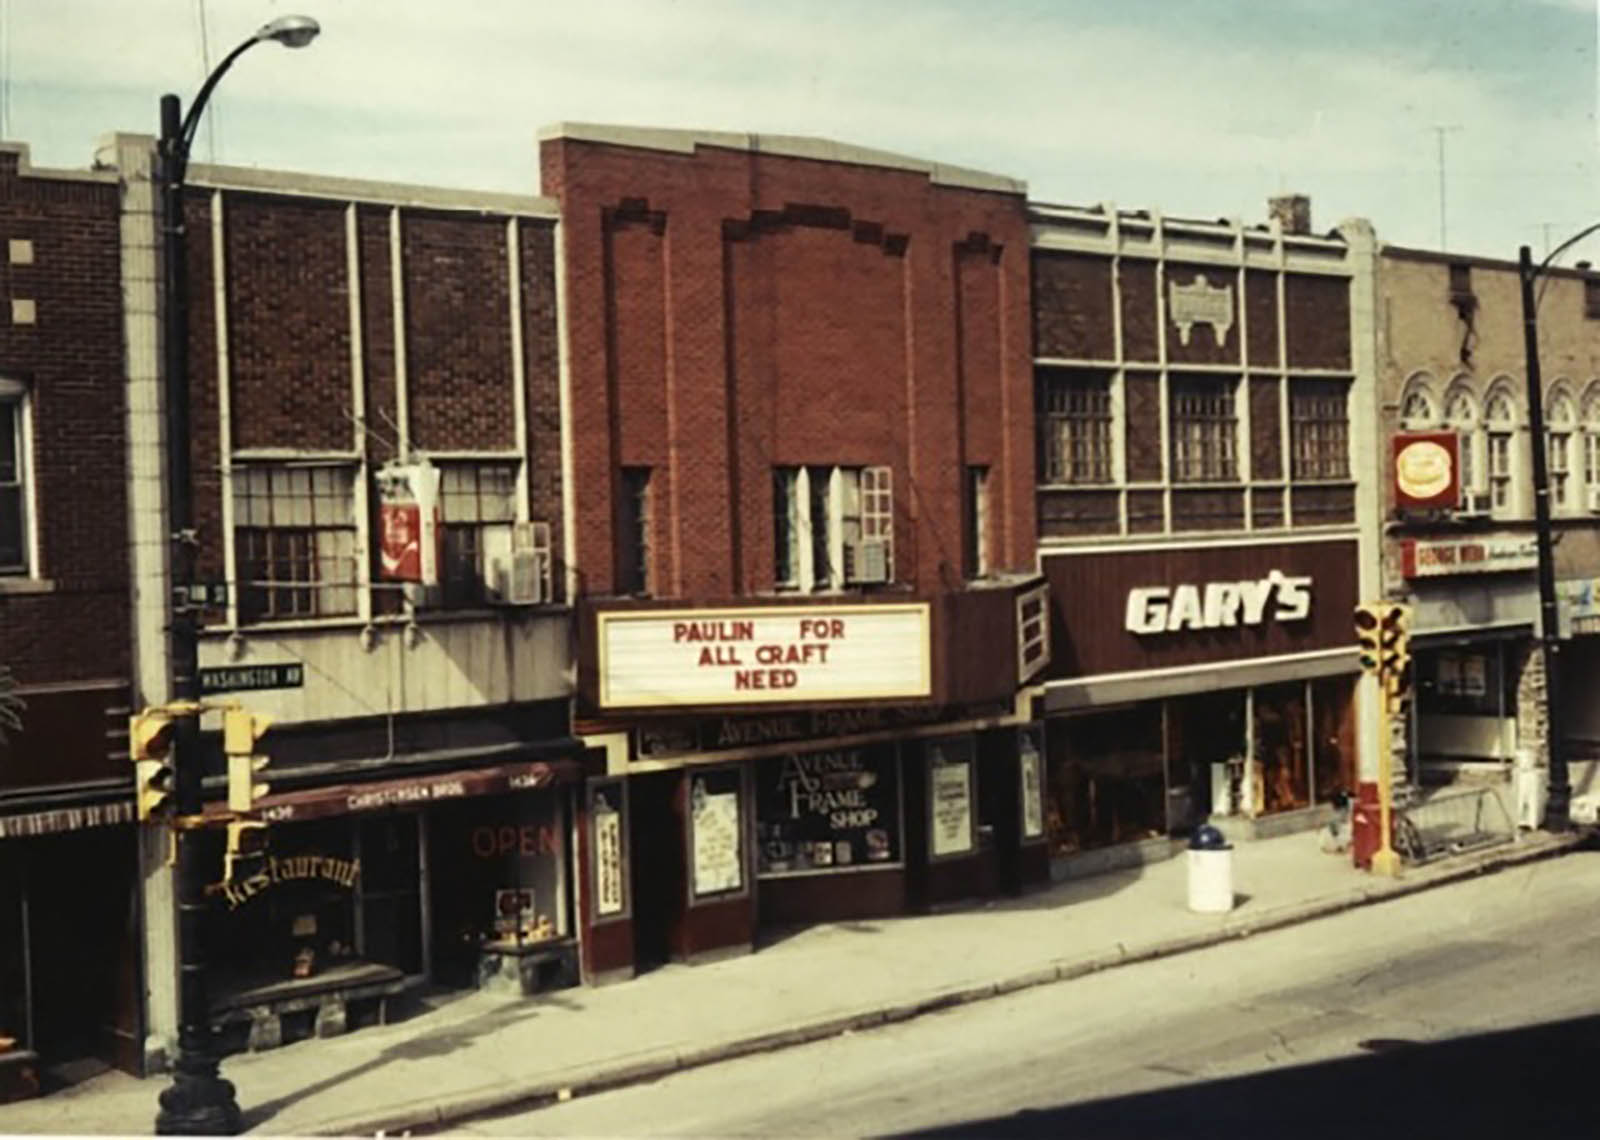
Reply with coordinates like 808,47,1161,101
1392,432,1461,510
1124,570,1312,635
1018,725,1045,842
598,604,932,709
633,700,1009,761
756,746,900,877
1401,536,1537,579
928,739,975,859
592,792,626,917
691,775,744,896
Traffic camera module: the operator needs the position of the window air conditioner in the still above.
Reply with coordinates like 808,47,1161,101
487,521,550,605
852,539,891,584
1453,492,1491,519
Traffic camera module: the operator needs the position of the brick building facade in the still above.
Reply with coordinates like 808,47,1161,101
543,125,1052,976
0,143,142,1086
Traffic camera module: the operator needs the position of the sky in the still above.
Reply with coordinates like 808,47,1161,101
1,0,1596,262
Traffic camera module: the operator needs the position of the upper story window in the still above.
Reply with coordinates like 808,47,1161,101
1399,377,1437,429
616,467,652,596
1546,390,1576,512
1484,386,1518,514
1443,385,1479,495
773,465,894,590
1289,379,1350,480
1037,371,1112,484
963,465,989,580
1170,377,1237,482
1584,278,1600,320
234,464,359,623
0,380,30,576
1584,387,1600,495
439,461,518,607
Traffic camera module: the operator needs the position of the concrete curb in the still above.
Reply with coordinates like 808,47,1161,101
307,832,1585,1137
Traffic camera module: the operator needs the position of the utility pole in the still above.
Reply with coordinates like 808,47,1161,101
1430,126,1461,250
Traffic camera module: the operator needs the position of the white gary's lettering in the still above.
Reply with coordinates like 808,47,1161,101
1167,584,1205,631
1273,572,1313,622
1124,587,1170,634
1125,572,1314,634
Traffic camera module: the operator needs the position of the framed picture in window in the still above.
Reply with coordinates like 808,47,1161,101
688,767,747,901
926,736,976,861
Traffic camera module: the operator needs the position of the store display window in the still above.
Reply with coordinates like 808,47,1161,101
1044,708,1166,853
756,744,902,876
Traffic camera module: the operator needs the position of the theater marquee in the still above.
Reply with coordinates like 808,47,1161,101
596,604,932,709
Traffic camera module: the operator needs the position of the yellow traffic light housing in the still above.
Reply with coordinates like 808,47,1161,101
223,818,269,884
223,706,274,814
129,708,177,821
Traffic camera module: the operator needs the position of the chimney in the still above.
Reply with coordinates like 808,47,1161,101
1269,194,1312,236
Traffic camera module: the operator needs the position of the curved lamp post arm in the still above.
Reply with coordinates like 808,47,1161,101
1532,219,1600,309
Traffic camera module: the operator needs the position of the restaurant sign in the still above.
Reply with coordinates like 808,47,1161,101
597,604,932,709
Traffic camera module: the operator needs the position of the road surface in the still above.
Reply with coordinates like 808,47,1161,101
458,847,1600,1137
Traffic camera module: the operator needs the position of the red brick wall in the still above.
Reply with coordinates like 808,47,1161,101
0,160,129,687
544,136,1034,600
184,188,564,596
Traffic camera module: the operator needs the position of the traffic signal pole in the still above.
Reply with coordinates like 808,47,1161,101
1370,664,1401,878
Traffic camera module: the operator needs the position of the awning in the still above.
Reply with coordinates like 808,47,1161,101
0,799,136,840
1410,621,1532,652
202,757,581,826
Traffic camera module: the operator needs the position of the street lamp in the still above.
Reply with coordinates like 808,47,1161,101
1518,222,1600,837
155,15,320,1136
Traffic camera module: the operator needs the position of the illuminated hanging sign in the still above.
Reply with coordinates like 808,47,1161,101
1393,432,1461,510
597,604,932,708
1124,570,1312,634
375,462,442,585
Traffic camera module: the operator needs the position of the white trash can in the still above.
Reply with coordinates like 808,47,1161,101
1186,825,1234,914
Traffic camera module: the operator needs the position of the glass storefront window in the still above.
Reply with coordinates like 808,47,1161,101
1254,682,1310,814
756,744,902,876
1045,708,1165,854
1418,648,1508,718
1312,675,1357,803
1167,692,1247,828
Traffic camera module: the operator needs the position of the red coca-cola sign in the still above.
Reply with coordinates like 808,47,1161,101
376,462,441,585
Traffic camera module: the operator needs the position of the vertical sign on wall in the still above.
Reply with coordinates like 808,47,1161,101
928,738,975,859
1018,724,1045,842
376,461,443,585
590,782,627,919
690,771,744,897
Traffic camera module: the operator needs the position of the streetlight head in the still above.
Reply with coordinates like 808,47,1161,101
256,15,320,48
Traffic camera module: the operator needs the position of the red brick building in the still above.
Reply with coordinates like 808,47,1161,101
542,125,1051,977
0,143,142,1085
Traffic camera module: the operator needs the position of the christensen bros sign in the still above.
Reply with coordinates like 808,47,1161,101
598,604,932,708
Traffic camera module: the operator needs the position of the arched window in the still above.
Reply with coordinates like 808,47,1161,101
1484,382,1518,513
1546,385,1576,512
1443,382,1478,495
1399,374,1437,428
1582,382,1600,506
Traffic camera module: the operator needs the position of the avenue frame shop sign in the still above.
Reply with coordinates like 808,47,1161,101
596,604,932,709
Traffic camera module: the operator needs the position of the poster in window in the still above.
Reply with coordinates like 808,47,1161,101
1018,726,1045,841
1461,654,1488,698
756,745,900,877
691,773,743,897
591,783,626,918
928,739,975,859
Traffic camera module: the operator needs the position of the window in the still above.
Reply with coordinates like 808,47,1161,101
438,462,518,607
1448,262,1472,299
772,465,894,590
0,382,29,575
1399,380,1437,428
1170,377,1238,482
616,467,651,596
1584,388,1600,498
963,466,989,579
1289,380,1349,480
1037,371,1112,484
234,465,358,622
1585,278,1600,320
1546,392,1575,512
1485,388,1517,513
1443,386,1478,494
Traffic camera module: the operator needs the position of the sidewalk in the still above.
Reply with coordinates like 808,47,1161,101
3,827,1585,1137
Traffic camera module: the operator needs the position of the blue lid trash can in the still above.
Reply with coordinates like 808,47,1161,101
1186,822,1234,912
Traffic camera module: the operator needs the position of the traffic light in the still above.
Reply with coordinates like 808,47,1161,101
1380,604,1413,710
129,708,177,821
1354,602,1385,675
223,706,274,814
223,818,269,884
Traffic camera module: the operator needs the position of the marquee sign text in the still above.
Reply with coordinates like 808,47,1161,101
1125,570,1312,634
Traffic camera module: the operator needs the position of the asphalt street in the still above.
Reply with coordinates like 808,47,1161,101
454,846,1600,1138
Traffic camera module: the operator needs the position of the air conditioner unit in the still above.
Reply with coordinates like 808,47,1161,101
1586,486,1600,514
1453,492,1491,519
852,539,891,584
486,522,550,605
